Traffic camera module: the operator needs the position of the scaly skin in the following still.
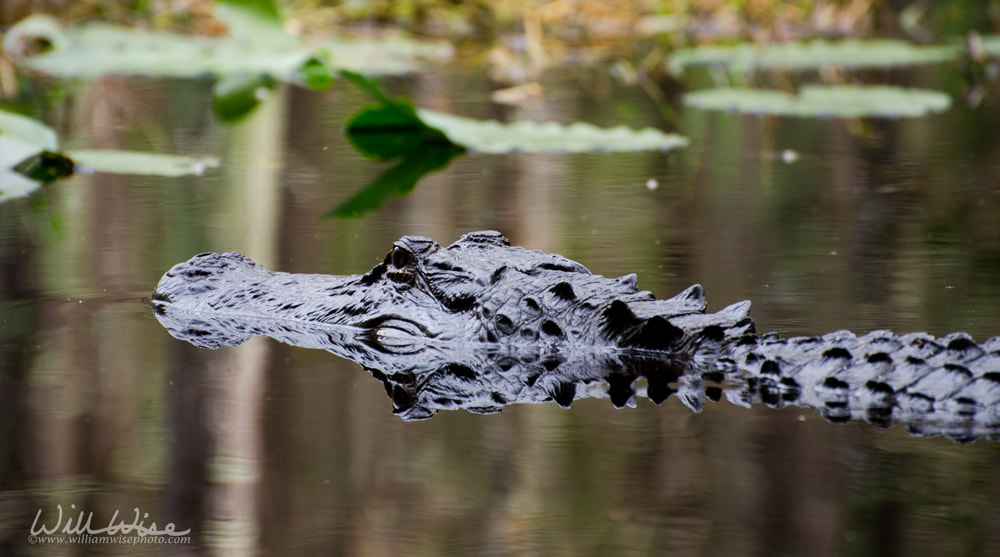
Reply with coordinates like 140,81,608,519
151,231,1000,440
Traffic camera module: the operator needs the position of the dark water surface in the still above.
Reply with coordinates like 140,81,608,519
2,66,1000,556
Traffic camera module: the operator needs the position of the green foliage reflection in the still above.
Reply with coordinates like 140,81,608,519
326,145,460,219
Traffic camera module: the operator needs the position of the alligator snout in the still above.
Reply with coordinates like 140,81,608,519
153,252,271,307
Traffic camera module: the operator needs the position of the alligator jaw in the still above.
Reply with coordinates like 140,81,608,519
151,251,455,349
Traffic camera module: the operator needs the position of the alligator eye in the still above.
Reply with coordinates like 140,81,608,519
391,246,412,269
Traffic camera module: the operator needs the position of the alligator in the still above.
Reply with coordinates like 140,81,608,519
150,231,1000,441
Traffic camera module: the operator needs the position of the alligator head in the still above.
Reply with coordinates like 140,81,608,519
151,230,751,353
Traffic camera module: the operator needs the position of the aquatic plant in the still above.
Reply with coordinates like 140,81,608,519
0,109,217,202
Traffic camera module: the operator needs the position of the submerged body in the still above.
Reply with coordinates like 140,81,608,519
152,231,1000,439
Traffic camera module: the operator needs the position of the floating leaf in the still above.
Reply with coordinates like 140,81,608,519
0,171,43,203
332,71,688,218
7,16,310,79
0,118,59,202
1,13,66,56
668,39,960,75
5,12,450,83
341,70,688,155
0,136,47,202
0,135,45,165
416,109,690,153
683,85,951,118
68,150,219,176
0,109,59,150
0,109,218,202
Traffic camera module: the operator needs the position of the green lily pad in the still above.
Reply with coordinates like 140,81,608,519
0,109,58,150
68,150,218,176
668,39,960,75
0,109,218,202
5,6,448,122
4,9,450,82
331,71,687,218
416,109,690,153
0,136,49,202
0,135,47,166
683,86,951,118
0,171,42,201
0,170,44,203
341,70,689,155
5,16,308,79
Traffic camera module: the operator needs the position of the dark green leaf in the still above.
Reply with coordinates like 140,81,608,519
14,149,74,182
345,122,436,160
213,73,278,122
341,71,456,158
298,55,335,90
345,109,455,160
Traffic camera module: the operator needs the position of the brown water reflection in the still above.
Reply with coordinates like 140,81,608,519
2,66,1000,555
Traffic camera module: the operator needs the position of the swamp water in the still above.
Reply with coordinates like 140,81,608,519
2,58,1000,555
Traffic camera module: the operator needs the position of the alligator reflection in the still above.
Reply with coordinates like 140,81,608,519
150,232,1000,443
151,297,1000,443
